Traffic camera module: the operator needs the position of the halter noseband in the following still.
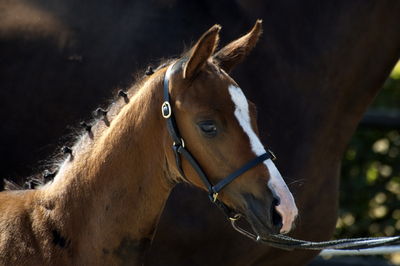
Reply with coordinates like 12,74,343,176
162,60,276,220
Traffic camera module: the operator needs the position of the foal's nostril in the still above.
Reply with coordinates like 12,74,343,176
271,205,283,230
272,196,280,207
271,196,283,230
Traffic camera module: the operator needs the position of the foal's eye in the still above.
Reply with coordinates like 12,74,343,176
198,121,217,137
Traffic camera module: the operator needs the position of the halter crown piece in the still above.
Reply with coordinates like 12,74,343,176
161,60,275,221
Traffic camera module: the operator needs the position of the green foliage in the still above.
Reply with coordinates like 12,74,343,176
371,61,400,110
337,129,400,237
337,61,400,241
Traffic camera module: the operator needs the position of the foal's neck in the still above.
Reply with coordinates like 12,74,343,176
43,70,172,264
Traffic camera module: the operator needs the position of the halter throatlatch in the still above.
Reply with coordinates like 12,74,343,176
162,60,274,220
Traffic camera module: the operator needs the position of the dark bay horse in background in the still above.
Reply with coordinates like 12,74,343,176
0,23,298,265
1,0,400,265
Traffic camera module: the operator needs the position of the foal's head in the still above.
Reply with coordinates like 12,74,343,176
162,21,297,237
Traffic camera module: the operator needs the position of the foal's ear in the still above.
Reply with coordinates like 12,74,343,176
213,20,263,73
183,25,221,79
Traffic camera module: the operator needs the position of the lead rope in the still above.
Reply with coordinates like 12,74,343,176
230,215,400,251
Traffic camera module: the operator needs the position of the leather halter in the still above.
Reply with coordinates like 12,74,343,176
162,60,276,220
161,62,400,250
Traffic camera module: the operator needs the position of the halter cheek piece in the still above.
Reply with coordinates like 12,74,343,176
162,61,276,221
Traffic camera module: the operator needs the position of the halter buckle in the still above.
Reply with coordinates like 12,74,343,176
161,101,172,118
212,192,219,202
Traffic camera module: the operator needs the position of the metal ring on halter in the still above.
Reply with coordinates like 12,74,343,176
230,215,258,241
173,138,185,148
229,213,242,221
211,192,219,202
268,149,277,161
161,101,172,118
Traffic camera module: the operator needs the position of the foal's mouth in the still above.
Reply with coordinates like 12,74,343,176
241,194,284,237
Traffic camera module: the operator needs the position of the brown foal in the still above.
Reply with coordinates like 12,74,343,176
0,21,297,265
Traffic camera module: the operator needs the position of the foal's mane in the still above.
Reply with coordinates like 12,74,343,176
2,58,177,191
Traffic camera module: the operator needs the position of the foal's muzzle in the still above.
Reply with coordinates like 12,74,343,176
243,192,284,236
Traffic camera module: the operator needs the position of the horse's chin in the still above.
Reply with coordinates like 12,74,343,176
244,210,280,239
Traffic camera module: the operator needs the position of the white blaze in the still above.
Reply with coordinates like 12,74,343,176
228,85,298,234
